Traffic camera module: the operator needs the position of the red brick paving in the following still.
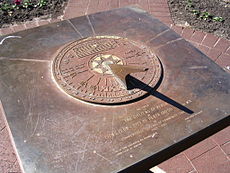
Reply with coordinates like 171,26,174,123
158,154,194,173
206,48,223,61
181,28,194,40
189,41,200,49
0,27,15,36
110,0,120,9
198,45,210,55
0,128,21,173
201,33,219,48
191,147,230,173
211,125,230,146
24,20,39,29
0,108,21,173
11,24,27,33
214,38,230,52
37,19,50,26
0,112,5,132
170,25,183,35
190,31,206,44
216,53,230,71
221,142,230,156
0,0,230,173
184,137,217,160
226,47,230,55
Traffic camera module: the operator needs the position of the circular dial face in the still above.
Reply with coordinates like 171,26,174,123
52,36,162,104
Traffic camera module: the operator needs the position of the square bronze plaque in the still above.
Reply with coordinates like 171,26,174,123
0,7,229,173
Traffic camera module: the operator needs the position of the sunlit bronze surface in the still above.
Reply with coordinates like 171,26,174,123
0,6,229,173
108,64,149,90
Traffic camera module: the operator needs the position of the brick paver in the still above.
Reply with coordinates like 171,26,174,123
0,129,21,173
11,23,27,33
216,53,230,71
198,45,210,55
184,137,217,160
211,125,230,146
226,47,230,55
201,33,219,48
0,105,21,173
214,38,230,52
206,48,223,61
190,31,206,44
24,20,39,29
0,0,229,173
191,147,230,173
170,25,183,35
221,142,230,156
0,26,15,36
157,154,194,173
181,28,194,40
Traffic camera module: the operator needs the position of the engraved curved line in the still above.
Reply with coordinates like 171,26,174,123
86,15,96,35
67,20,84,38
30,112,40,137
147,28,170,43
0,35,22,45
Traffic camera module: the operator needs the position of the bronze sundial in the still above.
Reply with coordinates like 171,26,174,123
0,6,229,173
52,36,161,104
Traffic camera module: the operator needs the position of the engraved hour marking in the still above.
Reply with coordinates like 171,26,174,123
75,63,85,69
77,75,95,90
105,78,108,86
85,75,95,83
61,63,85,74
62,69,88,79
76,69,88,74
96,78,101,85
61,63,88,79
